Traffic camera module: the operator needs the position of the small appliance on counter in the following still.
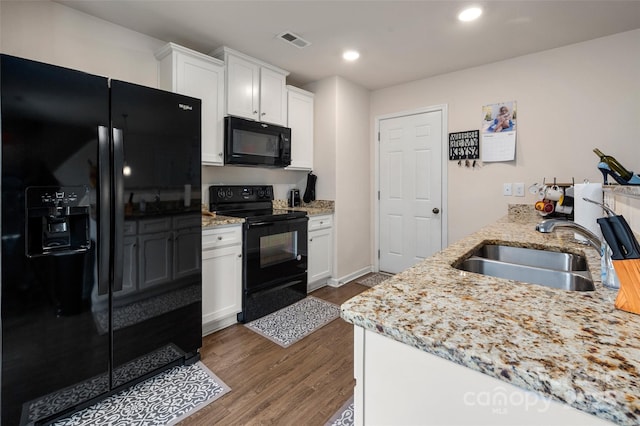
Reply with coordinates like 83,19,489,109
288,189,301,207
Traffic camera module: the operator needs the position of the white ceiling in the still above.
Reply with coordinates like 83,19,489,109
56,0,640,90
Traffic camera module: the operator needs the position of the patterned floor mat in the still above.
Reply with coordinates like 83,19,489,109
244,297,340,348
356,272,394,287
325,396,354,426
51,362,230,426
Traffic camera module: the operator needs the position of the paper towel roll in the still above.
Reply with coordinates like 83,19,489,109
573,183,603,243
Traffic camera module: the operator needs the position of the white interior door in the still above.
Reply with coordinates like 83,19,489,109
379,110,443,274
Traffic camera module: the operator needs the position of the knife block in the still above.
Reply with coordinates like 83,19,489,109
613,260,640,315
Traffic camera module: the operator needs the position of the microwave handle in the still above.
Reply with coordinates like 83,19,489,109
279,133,285,156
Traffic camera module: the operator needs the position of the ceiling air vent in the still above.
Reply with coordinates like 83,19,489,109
277,31,311,49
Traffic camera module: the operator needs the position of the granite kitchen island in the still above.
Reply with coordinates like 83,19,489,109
341,208,640,425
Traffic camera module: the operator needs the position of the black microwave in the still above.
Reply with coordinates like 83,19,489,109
224,116,291,167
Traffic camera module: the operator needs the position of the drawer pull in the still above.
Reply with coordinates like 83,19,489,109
218,236,223,240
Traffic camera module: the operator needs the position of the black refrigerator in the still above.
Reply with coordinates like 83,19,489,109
1,54,203,425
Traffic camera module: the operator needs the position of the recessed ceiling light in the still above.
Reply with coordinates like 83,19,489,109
458,6,483,22
343,50,360,61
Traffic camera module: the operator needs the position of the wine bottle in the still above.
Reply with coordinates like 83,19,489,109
593,148,633,181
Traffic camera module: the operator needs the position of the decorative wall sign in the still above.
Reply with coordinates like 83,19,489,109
449,130,480,160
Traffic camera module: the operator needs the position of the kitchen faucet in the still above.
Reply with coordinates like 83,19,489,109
535,219,602,254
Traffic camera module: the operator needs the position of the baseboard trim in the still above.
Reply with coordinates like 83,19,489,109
307,279,328,293
202,315,237,336
327,266,372,287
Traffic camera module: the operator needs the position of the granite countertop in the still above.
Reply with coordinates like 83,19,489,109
201,214,244,229
273,199,335,216
341,207,640,425
603,184,640,200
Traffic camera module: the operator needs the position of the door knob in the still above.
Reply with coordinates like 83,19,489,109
432,207,440,214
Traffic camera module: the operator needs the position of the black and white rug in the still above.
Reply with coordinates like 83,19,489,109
52,362,230,426
356,272,393,287
244,297,340,348
325,396,354,426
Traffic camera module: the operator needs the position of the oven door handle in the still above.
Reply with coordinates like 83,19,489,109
247,217,308,228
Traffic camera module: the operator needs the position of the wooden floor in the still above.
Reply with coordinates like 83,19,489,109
180,281,369,425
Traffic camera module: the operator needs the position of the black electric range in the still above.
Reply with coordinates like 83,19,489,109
209,185,308,322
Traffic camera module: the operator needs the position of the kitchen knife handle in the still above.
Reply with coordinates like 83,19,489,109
609,215,640,259
98,125,111,296
598,218,624,260
112,127,124,292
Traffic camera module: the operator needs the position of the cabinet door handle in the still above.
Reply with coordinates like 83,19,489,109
253,110,258,114
218,152,223,157
238,254,242,258
310,238,313,242
320,221,324,225
261,112,266,116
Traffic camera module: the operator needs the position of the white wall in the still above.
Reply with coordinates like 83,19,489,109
335,78,372,280
305,77,338,201
0,1,163,87
371,29,640,244
305,77,371,281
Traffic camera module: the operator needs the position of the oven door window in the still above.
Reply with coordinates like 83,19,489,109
244,218,308,292
260,231,297,268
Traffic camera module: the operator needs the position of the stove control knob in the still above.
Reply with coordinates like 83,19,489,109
217,189,225,199
226,189,233,198
257,189,265,198
265,187,272,198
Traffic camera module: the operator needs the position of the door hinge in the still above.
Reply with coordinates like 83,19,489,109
378,249,380,259
378,132,380,141
378,191,380,200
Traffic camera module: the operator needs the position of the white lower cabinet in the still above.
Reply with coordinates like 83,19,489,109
353,327,610,426
202,225,242,335
308,214,333,292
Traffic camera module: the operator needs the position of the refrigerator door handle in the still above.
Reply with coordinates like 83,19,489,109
112,127,125,292
98,125,111,296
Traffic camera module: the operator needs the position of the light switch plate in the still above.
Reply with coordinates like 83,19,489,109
514,182,525,197
503,183,512,196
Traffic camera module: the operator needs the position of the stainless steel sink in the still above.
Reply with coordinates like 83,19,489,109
454,244,595,291
458,258,595,291
475,244,587,272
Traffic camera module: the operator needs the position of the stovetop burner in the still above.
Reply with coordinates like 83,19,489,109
209,185,307,222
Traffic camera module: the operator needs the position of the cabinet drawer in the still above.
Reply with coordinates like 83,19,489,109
203,225,242,250
308,214,332,231
138,217,171,234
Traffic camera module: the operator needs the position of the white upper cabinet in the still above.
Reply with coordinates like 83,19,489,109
286,86,314,171
213,46,289,126
226,54,260,120
156,43,225,166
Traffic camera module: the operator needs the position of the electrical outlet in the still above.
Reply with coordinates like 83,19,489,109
514,183,525,197
503,183,512,196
